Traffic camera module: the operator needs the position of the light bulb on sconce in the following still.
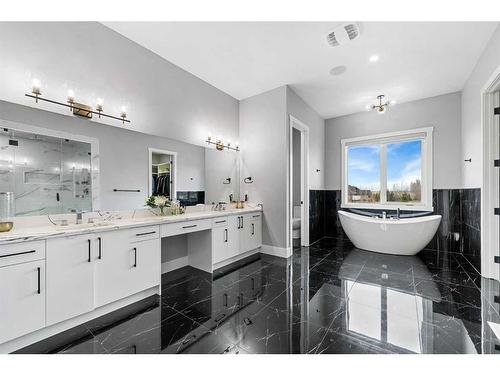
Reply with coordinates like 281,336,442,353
67,90,75,112
96,98,104,117
31,78,42,102
120,106,127,124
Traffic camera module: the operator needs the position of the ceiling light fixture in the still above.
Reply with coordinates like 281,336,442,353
369,55,379,63
368,94,393,115
206,134,240,152
25,80,130,125
329,65,347,76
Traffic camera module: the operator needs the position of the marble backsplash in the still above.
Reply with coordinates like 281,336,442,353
309,188,481,272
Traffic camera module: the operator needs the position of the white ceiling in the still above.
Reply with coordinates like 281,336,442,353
104,22,498,118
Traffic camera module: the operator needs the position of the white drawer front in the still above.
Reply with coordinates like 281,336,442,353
0,240,45,268
212,217,229,228
161,219,212,237
129,225,160,243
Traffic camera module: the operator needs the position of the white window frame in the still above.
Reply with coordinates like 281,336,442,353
341,127,433,212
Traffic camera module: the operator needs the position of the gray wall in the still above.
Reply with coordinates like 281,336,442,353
286,87,325,190
461,24,500,188
325,92,462,190
240,86,287,249
0,100,205,212
0,22,239,148
239,85,325,250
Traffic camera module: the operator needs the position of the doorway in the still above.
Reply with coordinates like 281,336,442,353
148,148,177,200
289,115,310,249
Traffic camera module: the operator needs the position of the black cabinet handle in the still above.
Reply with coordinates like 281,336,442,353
182,224,197,229
241,216,244,229
252,214,260,218
252,223,255,235
0,250,36,259
133,247,137,268
223,293,228,307
98,237,102,259
237,216,240,229
251,278,255,290
37,267,41,294
88,239,91,262
136,231,156,236
224,228,228,242
215,220,226,224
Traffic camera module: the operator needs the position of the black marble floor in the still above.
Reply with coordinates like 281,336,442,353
16,236,500,354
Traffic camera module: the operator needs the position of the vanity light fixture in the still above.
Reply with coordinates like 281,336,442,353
368,94,393,115
25,80,131,124
206,135,240,151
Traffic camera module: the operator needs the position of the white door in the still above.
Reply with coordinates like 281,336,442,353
228,215,241,257
0,260,45,344
131,239,160,295
212,225,229,264
46,235,95,326
94,230,131,307
249,214,262,251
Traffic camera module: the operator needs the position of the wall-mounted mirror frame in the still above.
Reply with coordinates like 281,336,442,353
148,147,177,199
0,119,100,214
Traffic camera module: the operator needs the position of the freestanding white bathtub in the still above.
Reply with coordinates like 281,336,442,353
338,210,442,256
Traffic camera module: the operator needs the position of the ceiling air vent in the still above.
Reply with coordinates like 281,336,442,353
326,23,360,47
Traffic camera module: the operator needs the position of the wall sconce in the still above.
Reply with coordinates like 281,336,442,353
206,135,240,151
26,79,131,125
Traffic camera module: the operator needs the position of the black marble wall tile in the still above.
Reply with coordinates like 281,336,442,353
311,188,481,273
309,190,325,244
429,189,462,253
460,188,481,272
325,190,344,238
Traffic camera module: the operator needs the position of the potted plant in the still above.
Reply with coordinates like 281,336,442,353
145,195,171,216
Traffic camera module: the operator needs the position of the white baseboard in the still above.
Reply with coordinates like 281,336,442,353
260,245,292,258
161,256,189,274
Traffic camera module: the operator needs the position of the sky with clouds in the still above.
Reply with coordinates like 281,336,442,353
348,140,421,191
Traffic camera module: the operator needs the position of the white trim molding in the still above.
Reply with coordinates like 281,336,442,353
288,115,310,248
341,127,434,212
161,256,189,274
481,65,500,281
261,245,292,258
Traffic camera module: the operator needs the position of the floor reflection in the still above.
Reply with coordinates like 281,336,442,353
17,237,500,354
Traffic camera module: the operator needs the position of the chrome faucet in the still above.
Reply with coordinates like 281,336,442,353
396,208,401,220
75,210,84,224
382,211,387,219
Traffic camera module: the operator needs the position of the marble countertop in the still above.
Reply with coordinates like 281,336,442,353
0,207,262,245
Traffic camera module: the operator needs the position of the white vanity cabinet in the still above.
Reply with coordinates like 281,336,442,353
212,212,262,267
0,241,46,344
46,235,96,326
95,227,160,308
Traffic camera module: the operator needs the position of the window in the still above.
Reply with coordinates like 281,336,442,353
341,127,433,211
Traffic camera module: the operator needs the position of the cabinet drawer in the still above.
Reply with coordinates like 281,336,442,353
129,225,160,243
0,240,45,268
249,213,262,220
212,217,228,228
161,219,211,237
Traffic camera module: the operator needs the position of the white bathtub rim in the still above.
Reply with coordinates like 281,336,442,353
338,210,441,224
